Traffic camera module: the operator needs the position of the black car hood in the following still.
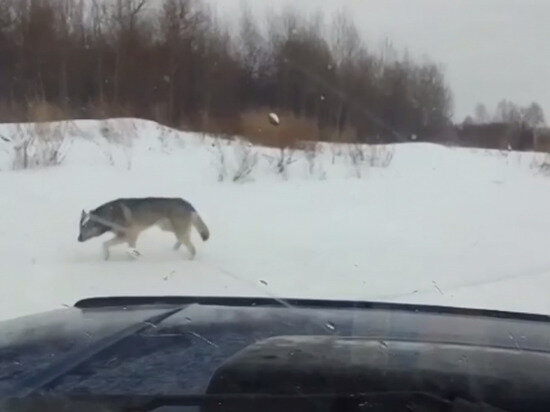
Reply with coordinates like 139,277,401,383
2,296,550,408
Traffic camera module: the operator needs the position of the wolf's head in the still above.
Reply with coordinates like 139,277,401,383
78,210,109,242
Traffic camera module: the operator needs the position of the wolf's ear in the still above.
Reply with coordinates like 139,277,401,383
81,210,88,222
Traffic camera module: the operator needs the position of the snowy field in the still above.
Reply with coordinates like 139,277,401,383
1,118,550,321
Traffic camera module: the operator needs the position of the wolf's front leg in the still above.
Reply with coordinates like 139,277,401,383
103,236,126,261
126,249,141,259
126,233,141,259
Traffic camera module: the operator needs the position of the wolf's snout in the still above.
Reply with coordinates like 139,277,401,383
78,234,83,242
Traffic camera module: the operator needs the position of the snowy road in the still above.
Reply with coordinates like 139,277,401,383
1,119,550,321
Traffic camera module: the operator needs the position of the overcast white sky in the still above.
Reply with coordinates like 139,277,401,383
205,0,550,121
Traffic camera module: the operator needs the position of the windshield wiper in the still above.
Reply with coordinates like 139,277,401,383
74,295,550,323
2,307,184,400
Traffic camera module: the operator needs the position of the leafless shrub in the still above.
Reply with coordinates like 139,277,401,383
302,142,318,176
11,121,71,169
240,110,317,147
262,146,296,179
275,147,296,179
157,124,184,152
99,119,138,145
97,119,137,170
531,153,550,176
330,145,343,164
210,137,259,182
364,144,395,168
348,143,366,178
347,143,395,178
232,138,258,182
210,138,227,182
86,137,115,167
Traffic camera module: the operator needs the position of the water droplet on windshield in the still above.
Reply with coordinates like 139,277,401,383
325,321,336,331
378,340,388,349
508,333,521,349
106,357,118,366
432,280,443,295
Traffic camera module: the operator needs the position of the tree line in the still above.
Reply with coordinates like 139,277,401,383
466,101,545,128
0,0,454,144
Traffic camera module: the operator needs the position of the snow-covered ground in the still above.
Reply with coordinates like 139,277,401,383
1,118,550,321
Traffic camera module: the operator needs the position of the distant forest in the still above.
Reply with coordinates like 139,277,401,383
0,0,544,149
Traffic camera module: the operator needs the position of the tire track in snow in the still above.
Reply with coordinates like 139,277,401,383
374,263,550,301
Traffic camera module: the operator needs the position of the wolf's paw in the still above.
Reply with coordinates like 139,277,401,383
127,248,141,259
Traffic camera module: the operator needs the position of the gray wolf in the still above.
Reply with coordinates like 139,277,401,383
78,198,209,260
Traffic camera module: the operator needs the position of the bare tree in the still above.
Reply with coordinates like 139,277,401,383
474,103,489,124
159,0,196,123
522,102,545,128
330,11,362,139
463,115,474,126
90,0,109,109
330,11,361,66
238,5,264,78
495,99,522,124
0,0,458,148
107,0,149,103
0,0,16,31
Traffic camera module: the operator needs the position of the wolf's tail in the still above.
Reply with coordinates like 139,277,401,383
192,212,210,241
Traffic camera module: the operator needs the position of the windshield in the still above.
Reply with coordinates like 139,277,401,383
0,0,549,406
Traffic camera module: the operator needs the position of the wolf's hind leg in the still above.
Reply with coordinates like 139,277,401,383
180,236,196,259
172,220,195,259
173,236,193,256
